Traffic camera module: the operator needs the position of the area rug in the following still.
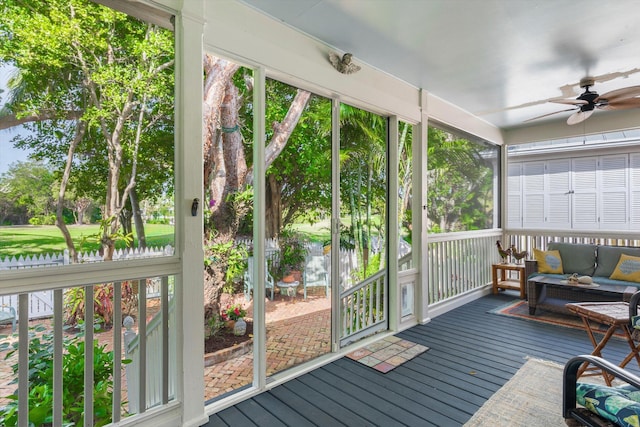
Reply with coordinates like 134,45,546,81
345,335,429,373
464,358,566,426
491,300,624,338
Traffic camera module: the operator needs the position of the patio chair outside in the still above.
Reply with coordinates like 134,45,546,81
303,255,330,299
243,257,274,301
0,304,17,332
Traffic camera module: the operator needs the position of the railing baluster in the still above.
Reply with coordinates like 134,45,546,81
113,282,122,423
162,276,169,404
85,285,94,426
53,290,63,427
18,293,28,427
138,279,146,413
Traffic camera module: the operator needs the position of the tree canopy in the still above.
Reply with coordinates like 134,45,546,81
0,0,175,259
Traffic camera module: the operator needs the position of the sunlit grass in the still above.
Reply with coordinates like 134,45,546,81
290,218,331,243
0,224,174,258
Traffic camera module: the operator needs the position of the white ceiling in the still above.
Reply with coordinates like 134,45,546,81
240,0,640,132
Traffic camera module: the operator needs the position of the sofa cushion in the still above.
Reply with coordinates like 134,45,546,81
576,382,640,427
533,248,563,274
547,242,597,276
595,246,640,278
610,254,640,283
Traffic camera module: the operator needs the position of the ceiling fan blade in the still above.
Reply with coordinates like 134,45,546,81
549,98,589,106
567,109,594,125
598,98,640,110
597,85,640,102
523,107,577,123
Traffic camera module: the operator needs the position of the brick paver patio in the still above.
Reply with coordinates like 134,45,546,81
0,288,332,405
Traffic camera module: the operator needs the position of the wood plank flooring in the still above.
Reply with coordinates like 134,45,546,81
204,293,640,426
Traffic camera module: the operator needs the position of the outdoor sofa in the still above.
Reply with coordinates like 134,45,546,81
525,242,640,315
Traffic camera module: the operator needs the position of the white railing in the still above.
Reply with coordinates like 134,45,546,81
0,275,176,426
0,247,173,319
124,278,176,414
427,229,503,305
339,269,387,346
505,229,640,256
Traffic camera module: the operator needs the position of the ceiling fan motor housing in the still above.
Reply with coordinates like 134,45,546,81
578,90,598,111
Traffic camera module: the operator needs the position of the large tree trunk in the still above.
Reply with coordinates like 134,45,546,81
208,78,248,237
201,56,312,323
265,174,282,238
202,56,246,322
56,121,86,263
130,189,146,249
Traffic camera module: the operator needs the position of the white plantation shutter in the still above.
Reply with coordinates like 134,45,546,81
599,155,629,230
572,157,599,229
632,153,640,227
509,151,636,231
523,162,545,228
545,159,571,229
507,162,522,228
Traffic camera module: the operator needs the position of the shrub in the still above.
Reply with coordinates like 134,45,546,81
0,325,125,426
64,282,136,329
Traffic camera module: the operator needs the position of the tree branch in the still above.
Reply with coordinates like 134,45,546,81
0,110,83,130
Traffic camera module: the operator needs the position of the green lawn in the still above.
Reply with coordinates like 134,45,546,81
0,224,174,259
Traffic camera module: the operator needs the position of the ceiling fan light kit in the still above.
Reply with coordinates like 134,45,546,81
528,76,640,125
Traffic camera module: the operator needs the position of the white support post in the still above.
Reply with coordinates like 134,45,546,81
331,98,341,351
174,4,207,426
416,90,430,324
253,66,266,389
388,116,399,331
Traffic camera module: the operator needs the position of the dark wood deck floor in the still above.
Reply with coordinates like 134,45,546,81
204,293,640,426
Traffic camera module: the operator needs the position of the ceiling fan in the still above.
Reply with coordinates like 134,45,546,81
527,77,640,125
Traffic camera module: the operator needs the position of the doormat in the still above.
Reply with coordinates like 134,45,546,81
345,335,429,373
490,300,625,338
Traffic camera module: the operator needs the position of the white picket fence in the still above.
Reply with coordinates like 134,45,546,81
0,245,174,320
0,245,174,270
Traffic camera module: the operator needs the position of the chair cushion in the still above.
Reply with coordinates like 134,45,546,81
595,246,640,278
533,248,563,274
576,382,640,427
610,254,640,283
547,242,597,276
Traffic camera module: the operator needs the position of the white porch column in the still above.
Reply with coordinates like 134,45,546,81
416,90,430,324
175,3,208,427
388,116,399,330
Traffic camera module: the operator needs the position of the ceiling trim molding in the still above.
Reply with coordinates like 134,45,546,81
92,0,175,30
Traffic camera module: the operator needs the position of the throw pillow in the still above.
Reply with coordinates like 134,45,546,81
533,248,563,274
610,254,640,283
594,246,640,278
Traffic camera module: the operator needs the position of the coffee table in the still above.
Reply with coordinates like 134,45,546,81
566,301,640,386
527,275,635,315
